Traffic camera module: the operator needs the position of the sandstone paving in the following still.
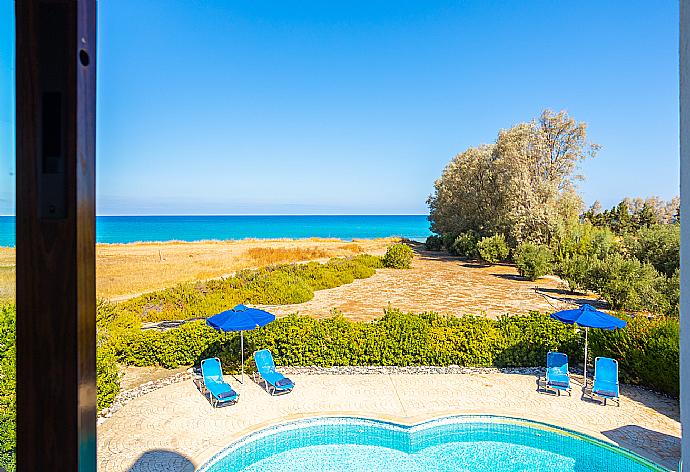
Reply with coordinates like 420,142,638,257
260,251,599,321
97,372,680,471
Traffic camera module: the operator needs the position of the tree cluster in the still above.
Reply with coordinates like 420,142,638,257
428,109,598,246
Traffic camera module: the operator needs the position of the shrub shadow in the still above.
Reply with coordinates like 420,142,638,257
490,273,525,282
533,287,609,310
601,425,680,471
127,449,195,472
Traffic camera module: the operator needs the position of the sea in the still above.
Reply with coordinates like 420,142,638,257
0,215,431,247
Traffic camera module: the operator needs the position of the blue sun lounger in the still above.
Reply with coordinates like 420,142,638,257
253,349,295,395
200,357,239,407
592,357,620,406
544,351,571,396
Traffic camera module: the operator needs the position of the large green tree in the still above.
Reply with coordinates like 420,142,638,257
428,110,598,246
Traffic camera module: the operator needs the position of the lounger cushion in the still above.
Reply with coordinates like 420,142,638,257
217,390,237,400
548,380,570,389
276,377,294,388
594,389,617,398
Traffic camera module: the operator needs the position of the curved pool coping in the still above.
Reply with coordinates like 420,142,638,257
196,414,669,472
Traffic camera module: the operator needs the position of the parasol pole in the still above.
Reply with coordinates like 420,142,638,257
584,327,589,388
240,330,244,384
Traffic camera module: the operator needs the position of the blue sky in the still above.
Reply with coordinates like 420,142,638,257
0,0,680,215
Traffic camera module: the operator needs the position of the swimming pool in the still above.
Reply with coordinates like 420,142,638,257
198,416,668,472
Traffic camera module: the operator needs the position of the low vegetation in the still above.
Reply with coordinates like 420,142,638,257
427,108,680,318
92,238,394,300
0,305,16,472
118,254,384,323
0,295,681,471
514,243,553,281
476,234,509,264
382,243,414,269
108,309,679,398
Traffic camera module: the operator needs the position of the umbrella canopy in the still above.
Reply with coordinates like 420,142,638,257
550,304,626,330
206,304,275,383
206,304,275,331
550,304,626,387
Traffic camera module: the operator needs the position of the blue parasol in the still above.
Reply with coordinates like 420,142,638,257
207,304,275,383
550,304,626,386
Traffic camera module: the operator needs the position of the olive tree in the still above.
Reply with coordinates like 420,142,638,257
428,110,598,246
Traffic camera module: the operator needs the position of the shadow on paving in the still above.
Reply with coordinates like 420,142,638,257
127,449,194,472
601,425,680,470
534,287,609,309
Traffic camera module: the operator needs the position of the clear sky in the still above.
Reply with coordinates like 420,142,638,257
0,0,680,215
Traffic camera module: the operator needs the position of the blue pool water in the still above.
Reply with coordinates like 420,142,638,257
198,416,666,472
0,215,431,246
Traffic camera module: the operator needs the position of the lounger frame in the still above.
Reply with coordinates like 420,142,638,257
591,356,621,407
543,351,572,396
253,349,295,396
200,357,240,408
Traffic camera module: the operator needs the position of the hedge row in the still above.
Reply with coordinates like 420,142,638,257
0,305,680,471
109,309,679,396
0,304,15,472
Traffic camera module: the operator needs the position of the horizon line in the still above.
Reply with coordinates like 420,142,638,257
0,213,431,217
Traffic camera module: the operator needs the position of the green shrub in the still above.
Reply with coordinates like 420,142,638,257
625,224,680,277
590,226,619,259
477,234,509,264
589,254,668,313
441,233,459,254
0,304,16,472
119,254,385,323
555,254,596,293
514,243,553,281
104,308,680,397
425,235,443,251
382,244,414,269
350,254,384,269
452,231,480,259
659,269,680,317
551,223,619,263
96,347,120,411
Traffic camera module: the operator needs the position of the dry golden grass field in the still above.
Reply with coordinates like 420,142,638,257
0,247,14,301
1,239,596,319
0,238,396,302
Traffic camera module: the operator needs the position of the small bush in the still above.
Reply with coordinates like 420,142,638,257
350,254,384,269
514,243,553,281
555,255,596,293
659,269,680,317
382,244,414,269
589,254,668,313
625,224,680,277
590,227,619,259
441,233,459,254
452,231,480,259
477,234,509,264
425,235,443,251
0,304,16,472
96,347,120,411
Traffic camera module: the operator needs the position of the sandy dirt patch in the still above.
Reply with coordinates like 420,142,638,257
260,248,600,320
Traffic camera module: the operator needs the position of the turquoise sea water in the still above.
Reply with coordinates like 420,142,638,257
0,215,431,246
199,417,666,472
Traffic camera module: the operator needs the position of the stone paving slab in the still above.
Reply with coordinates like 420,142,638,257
97,372,680,471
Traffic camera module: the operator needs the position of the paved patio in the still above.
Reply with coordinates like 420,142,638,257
97,372,680,471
